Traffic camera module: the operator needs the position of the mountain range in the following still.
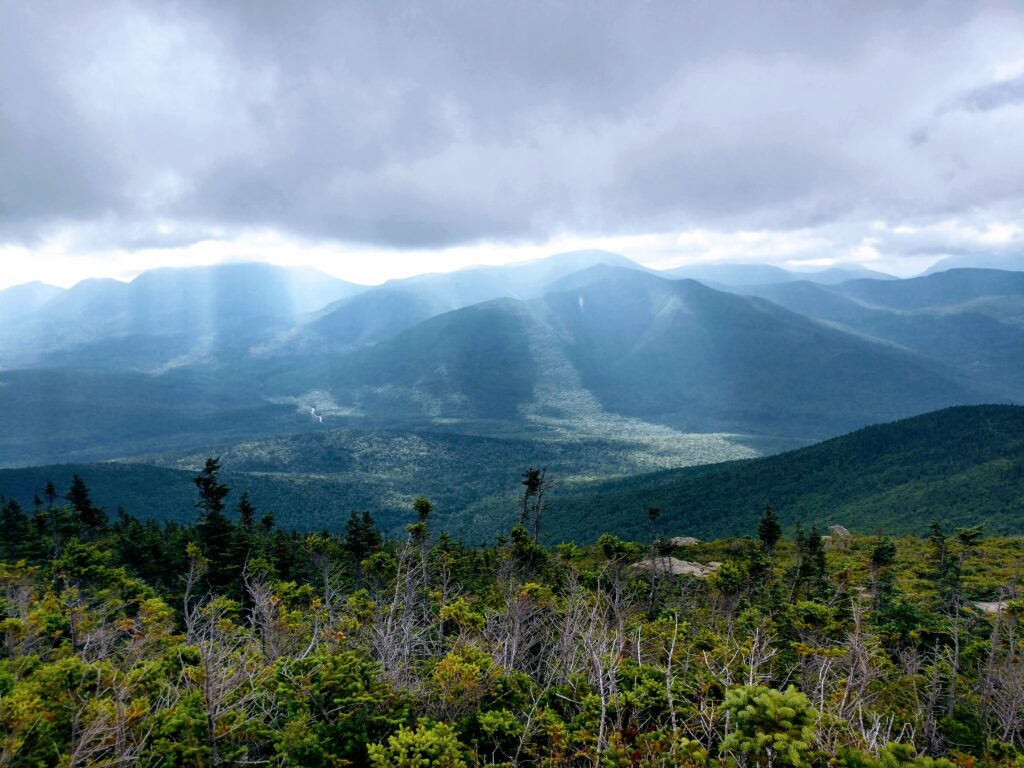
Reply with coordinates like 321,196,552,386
1,251,1022,524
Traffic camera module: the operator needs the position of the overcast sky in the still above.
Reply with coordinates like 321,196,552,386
2,1,1024,289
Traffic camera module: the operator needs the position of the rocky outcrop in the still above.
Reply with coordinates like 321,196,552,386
669,536,702,547
631,557,720,578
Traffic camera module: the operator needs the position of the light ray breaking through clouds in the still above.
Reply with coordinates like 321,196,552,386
2,1,1024,289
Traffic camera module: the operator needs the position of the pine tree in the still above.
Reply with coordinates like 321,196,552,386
230,491,259,578
928,520,948,579
345,510,381,582
0,500,33,561
65,474,107,532
805,524,827,594
758,502,782,555
193,458,234,592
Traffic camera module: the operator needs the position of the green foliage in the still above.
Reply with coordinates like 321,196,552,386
758,503,782,554
722,685,818,768
0,469,1022,767
367,721,467,768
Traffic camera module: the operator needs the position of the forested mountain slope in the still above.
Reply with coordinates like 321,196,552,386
552,404,1024,541
737,269,1024,401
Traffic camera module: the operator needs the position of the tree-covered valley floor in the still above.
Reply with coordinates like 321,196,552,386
1,462,1023,767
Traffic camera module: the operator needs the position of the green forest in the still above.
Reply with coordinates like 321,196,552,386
1,460,1023,767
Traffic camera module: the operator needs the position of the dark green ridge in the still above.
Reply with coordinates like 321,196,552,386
551,404,1024,541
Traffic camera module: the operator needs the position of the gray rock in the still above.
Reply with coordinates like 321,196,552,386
669,536,702,547
631,557,719,578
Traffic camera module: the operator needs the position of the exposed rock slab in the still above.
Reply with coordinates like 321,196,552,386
631,557,720,578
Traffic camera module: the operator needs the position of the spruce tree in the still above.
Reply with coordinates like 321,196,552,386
0,500,33,561
758,502,782,555
65,474,107,532
193,457,234,592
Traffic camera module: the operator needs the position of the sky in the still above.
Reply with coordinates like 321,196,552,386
2,1,1024,289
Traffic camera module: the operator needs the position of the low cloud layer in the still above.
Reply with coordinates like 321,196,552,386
2,1,1024,279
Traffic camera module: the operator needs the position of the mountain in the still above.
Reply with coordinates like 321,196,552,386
0,281,65,325
541,269,985,436
277,249,647,356
924,252,1024,274
735,269,1024,400
835,268,1024,315
382,249,645,307
550,404,1024,541
266,268,988,442
658,262,895,287
788,265,896,283
0,259,1014,470
0,263,365,369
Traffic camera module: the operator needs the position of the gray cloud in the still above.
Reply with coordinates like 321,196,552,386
2,0,1023,253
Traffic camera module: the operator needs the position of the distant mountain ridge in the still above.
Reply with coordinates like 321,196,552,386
0,263,365,369
660,262,895,286
0,281,65,326
0,252,1021,470
737,269,1024,401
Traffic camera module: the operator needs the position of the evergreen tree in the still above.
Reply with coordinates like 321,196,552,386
758,502,782,555
194,457,230,516
869,538,897,612
345,510,381,582
65,473,107,532
0,500,33,561
230,491,259,577
805,524,827,594
928,520,948,579
193,457,235,592
42,480,58,506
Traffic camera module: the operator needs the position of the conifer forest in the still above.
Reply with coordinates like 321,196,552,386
1,462,1022,767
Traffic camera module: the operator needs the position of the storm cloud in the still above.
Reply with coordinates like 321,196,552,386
2,1,1024,267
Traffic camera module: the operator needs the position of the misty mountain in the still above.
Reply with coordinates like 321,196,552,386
659,262,895,286
274,249,647,355
1,263,365,369
924,252,1024,274
737,269,1024,400
0,281,65,326
268,268,988,441
1,255,1018,469
537,268,985,436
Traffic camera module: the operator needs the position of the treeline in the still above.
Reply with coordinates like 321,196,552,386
0,461,1023,767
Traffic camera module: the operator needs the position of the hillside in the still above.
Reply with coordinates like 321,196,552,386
738,269,1024,400
538,269,985,437
550,404,1024,541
